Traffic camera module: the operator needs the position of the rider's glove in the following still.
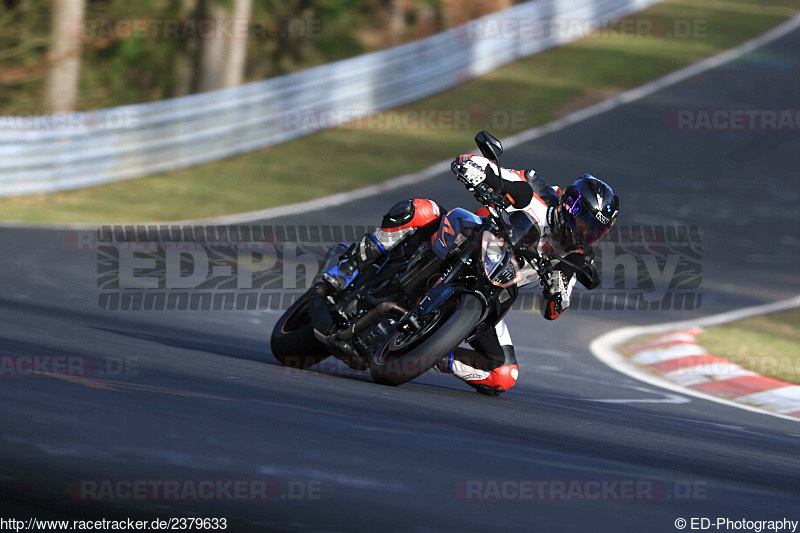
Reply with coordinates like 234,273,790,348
539,270,570,320
540,269,570,307
455,160,486,189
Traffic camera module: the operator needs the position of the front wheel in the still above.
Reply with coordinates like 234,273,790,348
370,294,483,386
270,292,330,368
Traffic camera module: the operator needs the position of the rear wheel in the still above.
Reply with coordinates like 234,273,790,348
370,294,482,386
270,292,330,368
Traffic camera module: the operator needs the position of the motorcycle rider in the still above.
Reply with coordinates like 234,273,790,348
313,153,619,396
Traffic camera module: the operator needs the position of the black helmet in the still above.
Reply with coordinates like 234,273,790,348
557,175,618,247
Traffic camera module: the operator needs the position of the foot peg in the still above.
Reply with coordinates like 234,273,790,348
320,265,357,292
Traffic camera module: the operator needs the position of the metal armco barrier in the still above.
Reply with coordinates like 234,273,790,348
0,0,661,196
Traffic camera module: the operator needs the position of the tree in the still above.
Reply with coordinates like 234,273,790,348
222,0,252,88
384,0,404,46
173,0,200,97
196,0,227,92
197,0,252,92
43,0,86,111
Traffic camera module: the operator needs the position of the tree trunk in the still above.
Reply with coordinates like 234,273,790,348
196,0,228,92
222,0,251,88
415,2,437,39
43,0,86,111
489,0,512,14
385,0,405,46
172,0,199,97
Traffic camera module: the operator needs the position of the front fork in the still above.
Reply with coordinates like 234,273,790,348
397,246,486,334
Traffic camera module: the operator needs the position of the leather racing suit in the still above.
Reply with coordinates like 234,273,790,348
334,153,597,396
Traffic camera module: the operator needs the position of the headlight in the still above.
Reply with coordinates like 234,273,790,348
482,232,506,277
482,231,522,287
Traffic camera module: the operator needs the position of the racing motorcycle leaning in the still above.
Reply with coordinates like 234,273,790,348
270,131,598,387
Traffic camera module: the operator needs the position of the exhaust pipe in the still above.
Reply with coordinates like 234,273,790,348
351,302,407,336
319,301,407,358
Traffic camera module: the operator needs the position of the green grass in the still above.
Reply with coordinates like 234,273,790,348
2,0,799,223
696,309,800,385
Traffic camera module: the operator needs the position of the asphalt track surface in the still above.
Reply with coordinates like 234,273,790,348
2,29,799,533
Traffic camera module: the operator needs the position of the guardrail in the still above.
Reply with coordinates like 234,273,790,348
0,0,661,196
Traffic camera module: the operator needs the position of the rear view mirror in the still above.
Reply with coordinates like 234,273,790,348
475,131,503,161
575,263,600,290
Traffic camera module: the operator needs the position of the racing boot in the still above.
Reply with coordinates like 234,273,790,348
434,321,519,396
309,232,386,336
319,233,385,293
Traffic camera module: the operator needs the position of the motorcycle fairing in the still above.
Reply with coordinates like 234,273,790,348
432,208,483,259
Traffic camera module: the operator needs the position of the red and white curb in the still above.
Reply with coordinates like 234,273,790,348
627,328,800,419
591,296,800,423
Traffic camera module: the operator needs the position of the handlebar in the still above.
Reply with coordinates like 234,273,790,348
454,163,559,280
472,182,511,212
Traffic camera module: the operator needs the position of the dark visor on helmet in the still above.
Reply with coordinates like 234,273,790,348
566,198,612,246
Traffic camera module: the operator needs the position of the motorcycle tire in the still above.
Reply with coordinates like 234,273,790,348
370,293,482,386
270,291,331,369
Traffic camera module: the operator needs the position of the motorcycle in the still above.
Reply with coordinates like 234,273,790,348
270,131,597,387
